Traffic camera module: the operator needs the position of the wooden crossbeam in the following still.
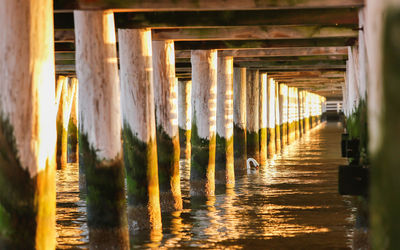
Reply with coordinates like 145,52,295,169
152,25,357,41
175,47,348,58
54,9,358,28
54,38,356,52
55,25,357,42
54,0,363,11
174,37,356,50
234,60,346,67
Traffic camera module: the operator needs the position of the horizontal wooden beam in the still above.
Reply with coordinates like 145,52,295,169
267,71,345,77
55,0,363,11
152,25,357,41
175,37,356,50
175,47,348,58
54,8,358,28
234,59,346,67
54,38,356,52
55,25,357,42
233,55,348,62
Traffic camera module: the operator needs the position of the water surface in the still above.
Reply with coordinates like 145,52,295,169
56,122,356,249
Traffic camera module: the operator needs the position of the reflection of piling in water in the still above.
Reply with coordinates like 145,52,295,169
178,80,192,161
190,50,217,196
118,28,162,231
233,67,247,170
0,0,57,248
75,10,128,248
153,40,183,212
246,69,260,163
215,55,235,187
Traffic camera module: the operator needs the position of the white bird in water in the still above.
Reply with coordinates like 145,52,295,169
247,158,259,169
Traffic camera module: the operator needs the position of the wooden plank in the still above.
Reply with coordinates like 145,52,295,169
175,47,348,58
234,59,346,67
174,37,356,50
152,25,357,41
54,9,358,29
233,55,348,62
55,0,363,11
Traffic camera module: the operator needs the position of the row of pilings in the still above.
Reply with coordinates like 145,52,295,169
0,9,325,249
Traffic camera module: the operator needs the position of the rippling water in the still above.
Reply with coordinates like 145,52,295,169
56,122,356,249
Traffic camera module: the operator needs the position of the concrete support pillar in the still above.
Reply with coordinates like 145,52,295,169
267,78,276,157
298,90,305,136
0,0,56,248
75,11,128,247
233,67,247,169
246,69,260,162
279,84,288,147
294,88,300,139
178,79,192,160
152,40,182,212
259,73,268,165
190,50,217,196
56,76,69,168
275,82,281,151
67,78,79,163
118,28,162,231
216,55,235,187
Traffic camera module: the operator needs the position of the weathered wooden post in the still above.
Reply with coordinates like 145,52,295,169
56,76,69,168
298,90,305,135
178,79,192,161
304,91,311,132
152,40,182,212
233,67,247,170
267,78,276,157
67,78,79,163
216,55,235,187
246,69,260,162
287,87,295,144
259,73,268,165
275,82,281,151
74,11,128,247
279,84,288,146
0,0,56,248
294,88,300,139
118,28,162,230
190,50,218,196
368,5,400,249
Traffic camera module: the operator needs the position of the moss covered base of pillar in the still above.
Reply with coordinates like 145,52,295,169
304,117,310,132
215,135,234,187
56,119,68,169
190,124,215,196
267,127,276,158
233,125,246,170
67,120,78,163
0,116,56,249
280,123,288,147
246,130,260,163
295,120,300,139
287,122,296,144
79,133,129,241
275,124,281,152
259,128,267,166
179,127,191,160
299,119,304,136
156,127,182,212
122,126,162,230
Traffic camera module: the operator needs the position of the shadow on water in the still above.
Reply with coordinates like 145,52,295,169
56,122,357,249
